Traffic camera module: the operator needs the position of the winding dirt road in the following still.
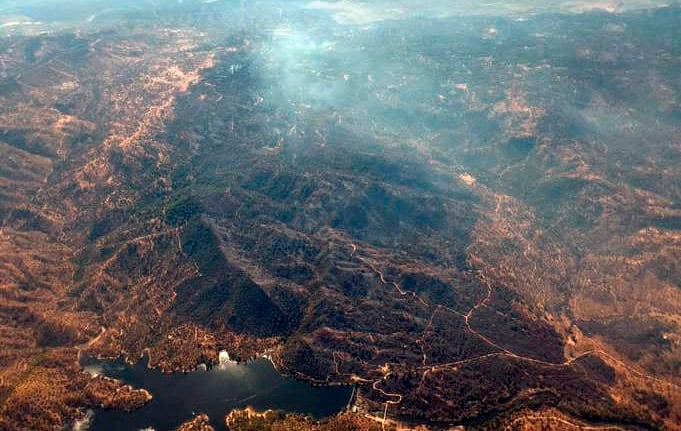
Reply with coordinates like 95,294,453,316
344,242,680,428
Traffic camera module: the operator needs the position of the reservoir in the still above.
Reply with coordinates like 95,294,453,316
80,354,353,431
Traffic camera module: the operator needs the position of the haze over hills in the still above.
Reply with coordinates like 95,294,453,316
0,1,680,430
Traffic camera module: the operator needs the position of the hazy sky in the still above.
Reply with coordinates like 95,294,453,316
305,0,675,24
0,0,675,24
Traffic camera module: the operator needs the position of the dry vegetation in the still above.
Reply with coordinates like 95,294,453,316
0,5,680,431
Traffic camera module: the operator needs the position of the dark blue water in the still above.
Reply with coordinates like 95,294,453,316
81,355,352,431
